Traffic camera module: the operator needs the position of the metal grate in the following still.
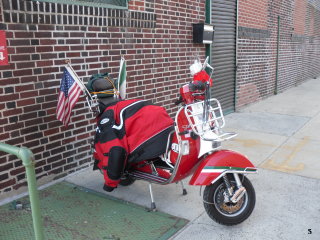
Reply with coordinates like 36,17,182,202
0,182,188,240
35,0,128,8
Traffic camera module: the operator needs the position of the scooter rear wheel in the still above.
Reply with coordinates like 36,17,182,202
119,175,136,186
203,174,255,226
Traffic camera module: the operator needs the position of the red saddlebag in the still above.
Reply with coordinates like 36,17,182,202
94,99,173,190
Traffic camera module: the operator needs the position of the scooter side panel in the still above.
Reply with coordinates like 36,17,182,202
189,150,257,185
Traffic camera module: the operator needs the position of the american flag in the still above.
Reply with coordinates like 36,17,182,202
56,67,82,126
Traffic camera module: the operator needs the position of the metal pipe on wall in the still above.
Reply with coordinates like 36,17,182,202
275,15,280,95
234,0,239,111
205,0,212,65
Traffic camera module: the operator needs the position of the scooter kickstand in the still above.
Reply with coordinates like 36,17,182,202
148,183,157,212
180,181,187,195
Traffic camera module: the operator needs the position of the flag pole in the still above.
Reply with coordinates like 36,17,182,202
64,60,95,112
65,60,91,96
117,56,126,99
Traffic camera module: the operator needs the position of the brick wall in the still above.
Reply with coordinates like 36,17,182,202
237,0,320,107
0,0,205,197
238,0,268,29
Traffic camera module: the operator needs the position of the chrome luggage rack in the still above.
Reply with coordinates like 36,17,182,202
184,98,237,142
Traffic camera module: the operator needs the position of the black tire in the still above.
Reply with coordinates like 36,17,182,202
119,175,136,186
203,174,255,226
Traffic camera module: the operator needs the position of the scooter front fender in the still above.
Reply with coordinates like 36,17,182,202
189,150,257,185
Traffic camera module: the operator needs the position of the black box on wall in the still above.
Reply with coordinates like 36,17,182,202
193,23,214,44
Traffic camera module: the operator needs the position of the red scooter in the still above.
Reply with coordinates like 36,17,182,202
87,57,257,226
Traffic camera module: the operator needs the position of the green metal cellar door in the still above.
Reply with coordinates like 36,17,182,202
211,0,237,113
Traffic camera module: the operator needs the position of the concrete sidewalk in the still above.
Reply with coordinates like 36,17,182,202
66,78,320,240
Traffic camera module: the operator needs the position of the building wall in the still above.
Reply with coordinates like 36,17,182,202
237,0,320,107
0,0,205,197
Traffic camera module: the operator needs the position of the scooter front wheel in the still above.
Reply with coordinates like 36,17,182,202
203,174,255,226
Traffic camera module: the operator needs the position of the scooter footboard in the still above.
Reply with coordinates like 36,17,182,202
189,150,257,185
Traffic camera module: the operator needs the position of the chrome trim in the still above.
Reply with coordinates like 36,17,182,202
162,130,175,168
211,169,258,185
233,173,242,188
161,107,184,184
130,171,168,183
